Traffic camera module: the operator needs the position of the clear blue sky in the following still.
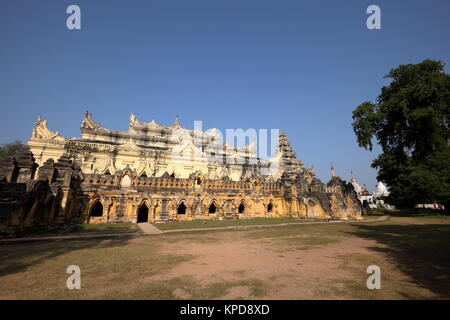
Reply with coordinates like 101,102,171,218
1,0,449,191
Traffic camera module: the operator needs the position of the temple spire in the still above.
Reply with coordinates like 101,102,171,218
35,115,42,126
172,115,180,128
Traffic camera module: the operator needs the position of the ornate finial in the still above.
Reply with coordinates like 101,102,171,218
331,163,335,177
172,115,180,127
81,110,101,130
129,113,136,126
36,115,42,126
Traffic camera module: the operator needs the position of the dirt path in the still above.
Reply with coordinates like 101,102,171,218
137,223,163,235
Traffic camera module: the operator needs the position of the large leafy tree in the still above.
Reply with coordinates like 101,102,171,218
352,60,450,210
0,140,29,162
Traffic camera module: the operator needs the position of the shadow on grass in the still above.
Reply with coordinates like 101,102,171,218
0,236,134,277
346,223,450,298
367,207,449,218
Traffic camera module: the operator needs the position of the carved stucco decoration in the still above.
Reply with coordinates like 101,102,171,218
94,157,116,174
32,116,64,141
81,111,102,130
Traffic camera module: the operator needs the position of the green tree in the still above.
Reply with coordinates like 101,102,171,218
352,60,450,210
0,140,29,162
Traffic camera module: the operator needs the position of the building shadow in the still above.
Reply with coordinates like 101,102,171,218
346,223,450,297
0,236,134,277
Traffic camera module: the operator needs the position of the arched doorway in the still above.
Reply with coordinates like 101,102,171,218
267,202,273,213
137,203,149,223
90,200,103,217
208,202,216,214
177,202,187,214
238,202,245,214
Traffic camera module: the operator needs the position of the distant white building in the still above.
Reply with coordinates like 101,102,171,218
373,181,389,198
350,173,395,210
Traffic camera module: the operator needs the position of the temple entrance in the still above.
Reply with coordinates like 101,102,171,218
208,203,216,214
238,202,245,214
267,203,273,213
90,200,103,217
177,202,187,214
137,203,149,223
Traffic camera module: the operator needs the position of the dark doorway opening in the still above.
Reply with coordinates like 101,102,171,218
238,202,245,214
90,201,103,217
137,203,149,223
178,202,187,214
267,203,273,213
209,203,216,214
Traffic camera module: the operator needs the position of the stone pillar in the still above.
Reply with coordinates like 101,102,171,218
54,155,75,187
53,155,83,222
157,199,169,222
37,158,56,183
15,151,38,183
290,185,299,217
103,199,112,223
0,156,18,182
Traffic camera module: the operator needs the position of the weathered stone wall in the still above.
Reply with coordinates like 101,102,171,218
0,153,83,228
0,151,362,226
0,113,363,227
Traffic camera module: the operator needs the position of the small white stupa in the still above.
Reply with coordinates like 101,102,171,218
373,181,389,197
350,171,365,195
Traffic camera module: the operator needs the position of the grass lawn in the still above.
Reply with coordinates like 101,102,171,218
74,223,141,234
152,217,327,231
1,215,449,299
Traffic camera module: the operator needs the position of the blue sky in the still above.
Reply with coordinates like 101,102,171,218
1,0,449,191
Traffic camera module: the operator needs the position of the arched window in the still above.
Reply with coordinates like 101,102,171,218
238,202,245,214
267,202,273,213
196,176,202,185
90,200,103,217
208,203,216,214
140,172,147,177
177,202,187,214
137,203,149,223
104,169,111,175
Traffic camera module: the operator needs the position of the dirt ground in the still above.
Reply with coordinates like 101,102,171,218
146,234,379,299
1,216,449,299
